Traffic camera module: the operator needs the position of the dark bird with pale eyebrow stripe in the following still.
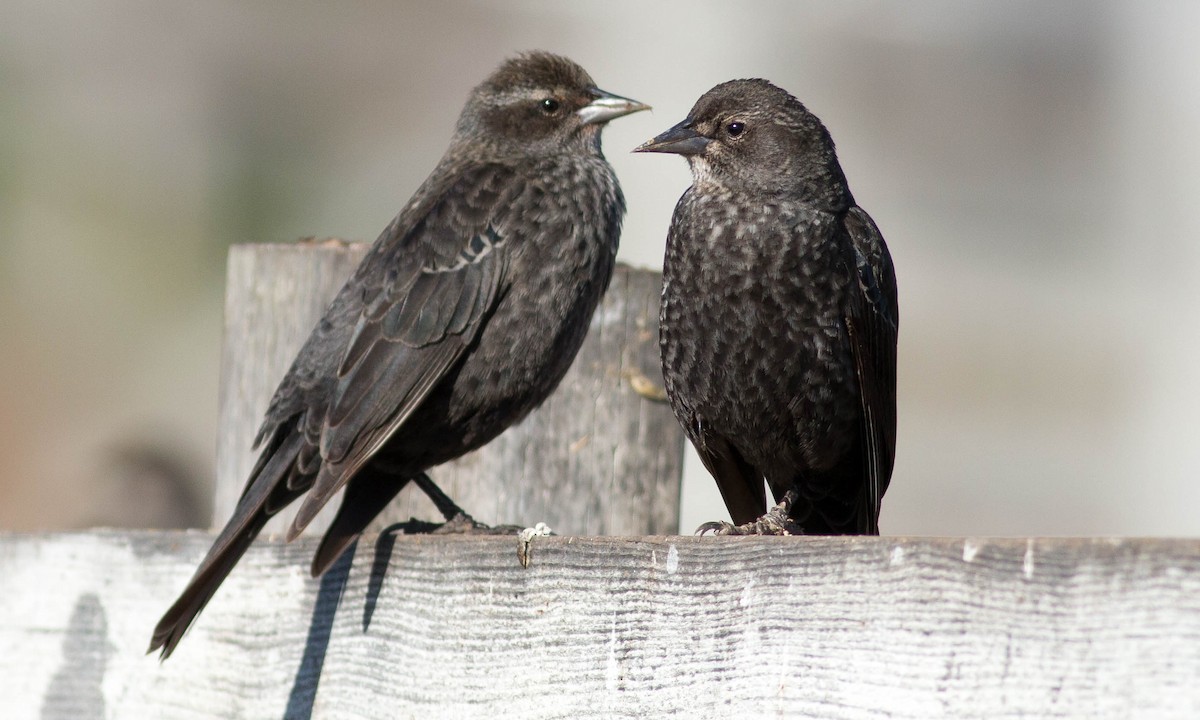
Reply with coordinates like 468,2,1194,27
149,51,648,659
636,79,897,536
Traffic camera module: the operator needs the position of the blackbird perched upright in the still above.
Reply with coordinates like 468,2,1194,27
149,52,648,659
636,79,897,536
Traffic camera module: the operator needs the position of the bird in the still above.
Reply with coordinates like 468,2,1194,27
149,51,648,659
635,79,897,537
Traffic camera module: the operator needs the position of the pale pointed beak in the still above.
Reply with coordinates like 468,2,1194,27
577,88,651,126
634,119,710,156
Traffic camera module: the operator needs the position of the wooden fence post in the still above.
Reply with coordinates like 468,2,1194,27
214,240,685,538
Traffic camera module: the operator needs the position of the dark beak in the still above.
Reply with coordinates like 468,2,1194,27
577,88,650,126
634,119,710,156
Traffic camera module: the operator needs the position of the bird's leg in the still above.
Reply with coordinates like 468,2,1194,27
411,473,524,535
696,489,805,536
410,473,468,522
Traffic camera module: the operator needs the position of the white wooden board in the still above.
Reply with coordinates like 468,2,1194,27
2,531,1198,719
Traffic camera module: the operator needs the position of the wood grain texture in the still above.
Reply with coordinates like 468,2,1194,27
2,531,1199,719
214,241,684,538
214,240,369,538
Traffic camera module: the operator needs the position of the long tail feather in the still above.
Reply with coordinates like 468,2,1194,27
148,429,307,659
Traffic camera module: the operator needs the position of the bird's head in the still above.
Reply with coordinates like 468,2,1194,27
456,51,649,158
636,79,849,207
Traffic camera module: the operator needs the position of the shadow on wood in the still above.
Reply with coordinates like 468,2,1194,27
285,548,353,720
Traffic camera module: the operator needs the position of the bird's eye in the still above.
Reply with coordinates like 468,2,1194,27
540,98,561,114
726,121,745,137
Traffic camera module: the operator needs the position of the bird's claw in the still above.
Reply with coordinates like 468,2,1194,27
695,521,736,536
694,509,804,537
432,511,524,536
432,511,483,534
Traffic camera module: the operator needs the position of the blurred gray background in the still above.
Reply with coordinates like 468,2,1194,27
3,0,1198,536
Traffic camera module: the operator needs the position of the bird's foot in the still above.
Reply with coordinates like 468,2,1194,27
695,516,803,536
410,473,540,536
432,511,525,536
696,492,803,536
410,473,517,533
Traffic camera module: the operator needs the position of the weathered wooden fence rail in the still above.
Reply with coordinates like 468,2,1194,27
3,532,1199,719
3,242,1199,718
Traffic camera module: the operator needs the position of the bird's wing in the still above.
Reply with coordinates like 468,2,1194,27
285,163,517,538
842,206,899,534
148,164,516,659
